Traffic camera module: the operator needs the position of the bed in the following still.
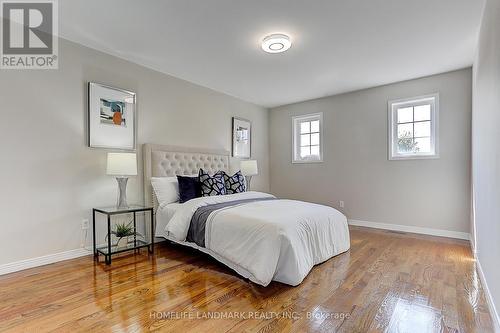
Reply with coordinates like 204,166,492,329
143,143,350,286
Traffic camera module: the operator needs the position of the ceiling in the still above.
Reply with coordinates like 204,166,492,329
59,0,485,108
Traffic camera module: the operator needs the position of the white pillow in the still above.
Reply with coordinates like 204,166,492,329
151,177,179,205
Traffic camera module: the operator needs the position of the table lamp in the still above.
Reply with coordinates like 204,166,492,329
240,160,258,190
106,153,137,208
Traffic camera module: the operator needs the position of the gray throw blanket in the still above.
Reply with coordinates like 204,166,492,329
186,197,276,247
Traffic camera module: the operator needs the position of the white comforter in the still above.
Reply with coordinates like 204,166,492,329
159,191,350,286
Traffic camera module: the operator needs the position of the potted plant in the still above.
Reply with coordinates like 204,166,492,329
107,221,143,248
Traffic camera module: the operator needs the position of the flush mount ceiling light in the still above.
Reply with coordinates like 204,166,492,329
261,34,291,53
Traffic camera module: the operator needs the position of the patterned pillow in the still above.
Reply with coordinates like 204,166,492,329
223,171,246,194
198,169,227,196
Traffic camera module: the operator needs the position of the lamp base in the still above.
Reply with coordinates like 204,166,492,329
245,176,252,191
116,177,129,209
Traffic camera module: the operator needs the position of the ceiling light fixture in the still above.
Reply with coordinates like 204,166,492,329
261,34,291,54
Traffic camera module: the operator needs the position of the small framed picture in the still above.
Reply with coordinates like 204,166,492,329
232,117,251,158
87,82,136,150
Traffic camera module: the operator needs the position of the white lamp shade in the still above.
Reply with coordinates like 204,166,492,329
106,153,137,176
240,160,258,176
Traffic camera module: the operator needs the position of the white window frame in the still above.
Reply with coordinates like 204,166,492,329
292,112,323,163
388,93,439,160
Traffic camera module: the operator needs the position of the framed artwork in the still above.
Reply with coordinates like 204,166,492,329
232,117,251,158
87,82,136,150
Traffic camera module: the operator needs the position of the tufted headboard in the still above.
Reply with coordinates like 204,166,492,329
143,143,230,212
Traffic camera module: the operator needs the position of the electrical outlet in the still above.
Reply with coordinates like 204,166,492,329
81,219,90,230
339,200,345,208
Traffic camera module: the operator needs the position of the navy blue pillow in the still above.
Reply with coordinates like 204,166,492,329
177,176,201,203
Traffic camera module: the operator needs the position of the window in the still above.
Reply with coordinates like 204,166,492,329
292,113,323,163
388,94,439,160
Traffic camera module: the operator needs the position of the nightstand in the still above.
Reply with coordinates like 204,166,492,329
92,205,154,264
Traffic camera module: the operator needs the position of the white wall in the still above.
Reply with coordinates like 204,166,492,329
0,38,269,266
270,69,472,235
472,0,500,326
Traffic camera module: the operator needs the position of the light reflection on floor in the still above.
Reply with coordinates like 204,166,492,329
387,298,443,332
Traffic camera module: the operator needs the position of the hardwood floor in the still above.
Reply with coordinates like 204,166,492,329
0,226,494,332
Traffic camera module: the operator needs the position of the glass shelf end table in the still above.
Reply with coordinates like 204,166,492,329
92,205,154,264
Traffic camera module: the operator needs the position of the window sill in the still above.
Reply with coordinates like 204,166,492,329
292,159,324,164
389,154,439,161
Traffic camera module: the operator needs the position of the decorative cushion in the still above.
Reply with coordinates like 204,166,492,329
199,169,227,196
223,171,246,194
151,177,179,204
177,176,201,203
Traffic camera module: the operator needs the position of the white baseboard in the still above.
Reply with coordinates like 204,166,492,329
348,219,470,240
476,258,500,332
0,248,91,276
